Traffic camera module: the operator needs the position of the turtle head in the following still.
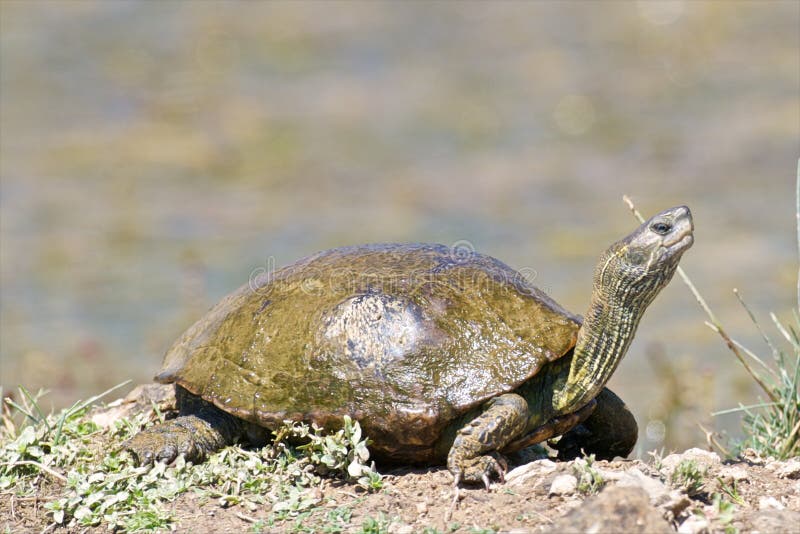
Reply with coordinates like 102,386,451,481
599,205,694,302
553,206,693,415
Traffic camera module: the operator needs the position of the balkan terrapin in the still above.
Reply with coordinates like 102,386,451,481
125,206,693,487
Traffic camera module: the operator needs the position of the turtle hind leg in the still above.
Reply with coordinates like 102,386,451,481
552,387,638,461
124,385,245,465
447,393,529,489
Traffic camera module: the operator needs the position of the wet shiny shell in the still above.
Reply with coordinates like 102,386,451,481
156,243,580,456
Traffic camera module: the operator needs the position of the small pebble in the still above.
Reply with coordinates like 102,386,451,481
740,448,768,465
505,459,558,487
549,474,578,496
677,514,710,534
616,467,691,517
759,496,785,511
661,448,721,475
718,465,749,482
774,459,800,480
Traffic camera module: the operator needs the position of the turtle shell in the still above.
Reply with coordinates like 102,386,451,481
156,243,580,462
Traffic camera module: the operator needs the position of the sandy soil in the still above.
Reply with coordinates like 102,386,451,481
3,445,799,533
2,387,798,533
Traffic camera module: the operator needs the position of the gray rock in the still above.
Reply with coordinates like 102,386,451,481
505,459,558,487
543,486,672,534
617,467,691,518
750,510,800,534
758,496,785,511
548,474,578,496
388,524,413,534
740,448,769,465
677,514,710,534
661,448,721,477
773,458,800,480
718,465,749,482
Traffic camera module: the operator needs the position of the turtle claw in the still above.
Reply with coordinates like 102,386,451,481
447,392,525,489
495,452,508,480
124,414,231,466
124,426,186,466
451,451,507,489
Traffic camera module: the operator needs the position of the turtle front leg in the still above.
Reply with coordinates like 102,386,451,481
552,387,638,461
447,393,528,489
124,386,245,465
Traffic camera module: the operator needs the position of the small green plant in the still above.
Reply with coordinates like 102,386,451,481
717,478,745,506
647,448,665,471
320,506,354,533
712,288,800,459
360,512,392,534
0,382,180,531
688,493,738,534
669,459,706,496
572,454,605,495
278,415,382,490
709,493,738,534
1,385,383,531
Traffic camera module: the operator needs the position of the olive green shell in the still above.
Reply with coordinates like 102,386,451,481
156,243,580,458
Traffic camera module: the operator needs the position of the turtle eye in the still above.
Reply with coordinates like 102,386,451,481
650,221,672,235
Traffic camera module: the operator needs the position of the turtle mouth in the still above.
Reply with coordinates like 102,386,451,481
663,219,694,255
667,233,693,253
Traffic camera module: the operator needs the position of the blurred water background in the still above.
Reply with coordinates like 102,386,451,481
1,0,798,454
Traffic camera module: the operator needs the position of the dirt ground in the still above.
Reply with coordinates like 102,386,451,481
175,455,798,533
3,445,800,533
2,386,799,533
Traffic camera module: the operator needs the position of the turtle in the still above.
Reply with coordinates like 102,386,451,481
125,205,693,487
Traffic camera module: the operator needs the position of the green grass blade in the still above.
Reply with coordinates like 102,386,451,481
53,380,132,445
771,312,800,353
735,289,781,360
